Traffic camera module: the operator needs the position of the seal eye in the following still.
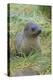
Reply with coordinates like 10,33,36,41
32,27,35,31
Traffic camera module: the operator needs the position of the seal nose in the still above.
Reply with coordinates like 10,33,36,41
37,29,41,35
38,29,41,33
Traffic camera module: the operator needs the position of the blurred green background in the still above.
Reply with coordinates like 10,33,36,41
8,4,51,76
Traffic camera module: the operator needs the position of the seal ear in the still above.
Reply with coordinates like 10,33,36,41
24,25,29,31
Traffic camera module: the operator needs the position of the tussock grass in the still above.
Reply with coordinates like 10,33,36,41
9,4,51,76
